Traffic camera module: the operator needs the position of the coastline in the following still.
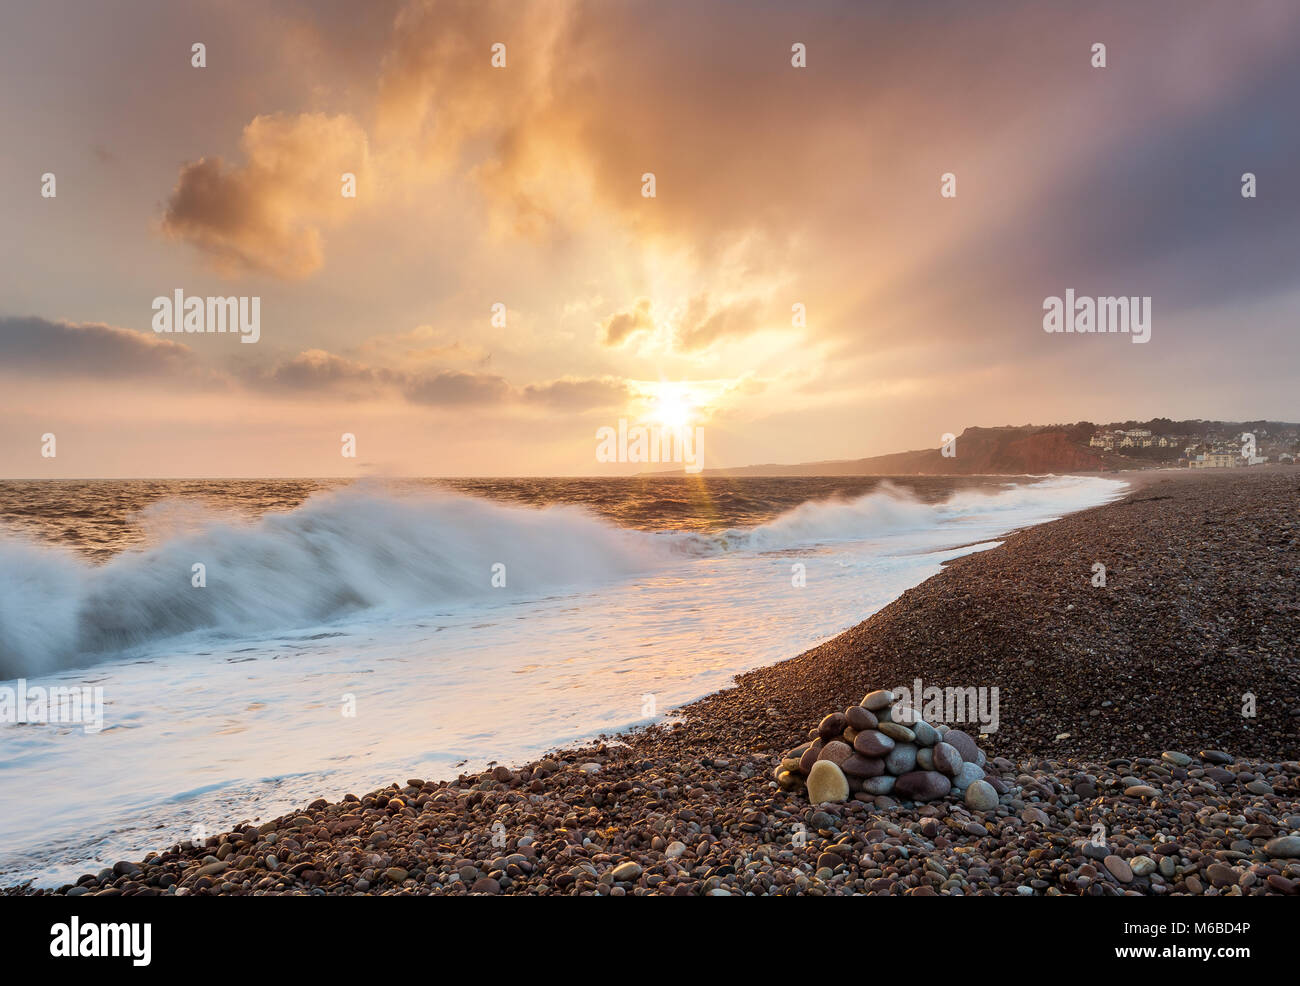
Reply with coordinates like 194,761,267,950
8,469,1298,896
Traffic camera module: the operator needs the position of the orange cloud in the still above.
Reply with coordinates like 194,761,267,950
599,298,655,348
160,113,369,279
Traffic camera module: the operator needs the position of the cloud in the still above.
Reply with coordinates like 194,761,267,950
256,349,404,393
599,298,655,347
402,369,513,406
0,315,192,377
674,295,765,352
160,112,369,279
246,345,630,410
521,376,630,410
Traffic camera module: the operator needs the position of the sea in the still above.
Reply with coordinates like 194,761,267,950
0,474,1127,886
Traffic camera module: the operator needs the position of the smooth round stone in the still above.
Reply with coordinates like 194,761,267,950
879,721,915,743
840,753,886,778
1129,856,1156,877
943,729,981,763
1124,785,1159,798
911,719,939,747
853,730,895,757
891,704,921,724
1200,750,1233,765
808,810,836,831
884,742,918,776
1103,855,1133,884
894,770,951,802
816,740,854,767
1265,836,1300,859
916,747,935,771
1206,862,1239,888
964,779,998,812
611,861,643,882
933,742,964,777
845,706,878,731
806,760,850,804
1245,780,1274,796
861,775,896,795
861,690,894,711
954,761,985,789
775,768,800,789
1161,750,1192,767
1158,856,1177,878
818,712,849,740
874,705,892,723
799,744,822,774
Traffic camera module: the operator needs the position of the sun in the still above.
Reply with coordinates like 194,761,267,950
648,383,696,430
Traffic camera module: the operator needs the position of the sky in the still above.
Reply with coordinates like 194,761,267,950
1,0,1298,478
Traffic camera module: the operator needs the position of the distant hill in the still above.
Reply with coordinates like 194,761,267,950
674,419,1300,477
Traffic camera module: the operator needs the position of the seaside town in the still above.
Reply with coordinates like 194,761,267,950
1084,421,1300,468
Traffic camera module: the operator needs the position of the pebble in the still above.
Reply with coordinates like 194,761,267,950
943,729,981,763
1206,862,1239,888
895,770,952,802
955,762,985,789
964,779,999,811
861,690,894,711
816,740,854,766
879,722,915,743
1129,855,1156,876
841,753,886,778
1264,836,1300,859
1103,855,1133,883
611,861,643,882
911,720,939,747
806,760,850,804
933,742,963,777
862,775,896,794
884,743,918,775
846,706,877,731
853,730,895,757
818,713,849,740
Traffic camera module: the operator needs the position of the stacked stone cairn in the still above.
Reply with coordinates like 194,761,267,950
774,689,1007,812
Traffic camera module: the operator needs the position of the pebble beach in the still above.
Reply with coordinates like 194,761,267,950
9,469,1298,896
